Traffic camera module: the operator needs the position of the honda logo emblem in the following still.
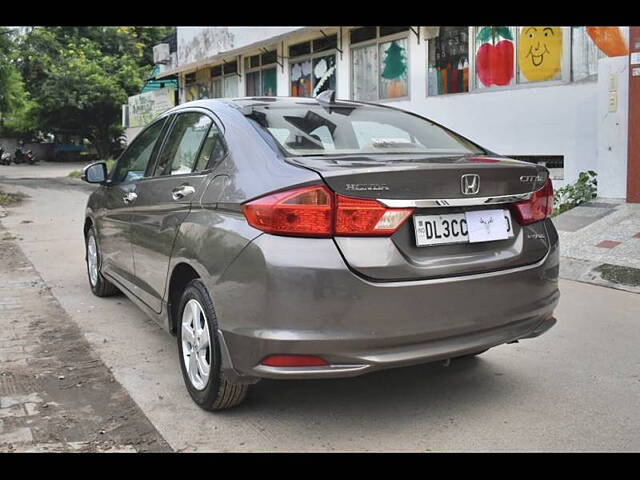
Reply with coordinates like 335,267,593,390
461,174,480,195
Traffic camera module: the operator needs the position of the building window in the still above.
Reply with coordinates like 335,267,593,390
289,35,337,98
184,71,211,102
245,51,278,96
426,26,616,96
211,61,239,98
351,27,410,101
517,27,564,84
473,26,517,89
571,27,607,82
427,27,469,95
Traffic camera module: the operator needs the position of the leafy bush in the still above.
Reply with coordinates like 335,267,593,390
552,170,597,216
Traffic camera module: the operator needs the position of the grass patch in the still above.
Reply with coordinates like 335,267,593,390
0,190,26,207
68,159,116,179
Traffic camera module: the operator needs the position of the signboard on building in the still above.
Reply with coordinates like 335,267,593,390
127,88,177,128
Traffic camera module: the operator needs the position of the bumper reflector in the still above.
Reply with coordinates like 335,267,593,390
261,355,329,367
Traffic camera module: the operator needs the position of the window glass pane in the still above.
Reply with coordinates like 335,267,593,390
312,54,336,96
185,85,198,102
350,27,377,45
262,67,277,96
223,75,239,97
261,50,277,66
246,71,261,96
194,123,226,171
156,113,212,176
428,26,469,95
352,44,378,101
517,27,563,83
379,38,408,99
211,78,222,98
186,83,210,101
291,59,312,97
352,121,411,148
289,42,311,58
313,35,337,53
211,65,223,77
246,104,483,156
114,119,165,184
250,55,261,69
572,26,606,81
474,26,516,88
309,125,335,150
224,60,238,74
380,26,410,37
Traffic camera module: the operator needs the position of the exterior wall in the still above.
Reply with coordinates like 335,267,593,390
178,27,303,66
596,56,629,198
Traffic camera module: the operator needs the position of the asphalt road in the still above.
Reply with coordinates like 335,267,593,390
1,164,639,452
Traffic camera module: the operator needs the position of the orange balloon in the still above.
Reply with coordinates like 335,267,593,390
586,27,628,57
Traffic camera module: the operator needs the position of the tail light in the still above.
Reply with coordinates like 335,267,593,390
243,185,414,237
510,179,553,226
242,185,333,237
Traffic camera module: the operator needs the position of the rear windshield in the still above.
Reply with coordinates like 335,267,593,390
245,103,484,157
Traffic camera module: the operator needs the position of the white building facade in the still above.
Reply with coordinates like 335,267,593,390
153,26,632,198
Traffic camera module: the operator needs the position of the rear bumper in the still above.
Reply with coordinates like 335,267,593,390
212,230,560,383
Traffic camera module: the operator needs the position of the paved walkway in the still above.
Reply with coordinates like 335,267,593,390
0,228,170,452
552,198,640,293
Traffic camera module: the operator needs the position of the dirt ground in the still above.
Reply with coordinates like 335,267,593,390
0,226,171,452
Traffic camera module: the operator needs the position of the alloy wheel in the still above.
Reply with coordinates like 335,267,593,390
87,234,98,287
181,299,211,390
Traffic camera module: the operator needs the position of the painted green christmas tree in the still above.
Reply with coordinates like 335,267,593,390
381,41,407,80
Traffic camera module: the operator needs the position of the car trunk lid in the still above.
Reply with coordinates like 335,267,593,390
287,153,551,281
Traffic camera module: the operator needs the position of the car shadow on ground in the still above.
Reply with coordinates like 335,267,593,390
226,354,525,430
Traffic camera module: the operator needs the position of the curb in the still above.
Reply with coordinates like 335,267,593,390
560,256,640,294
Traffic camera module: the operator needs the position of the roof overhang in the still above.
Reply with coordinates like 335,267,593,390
155,26,347,79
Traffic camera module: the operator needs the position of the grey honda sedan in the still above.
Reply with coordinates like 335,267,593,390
82,93,559,410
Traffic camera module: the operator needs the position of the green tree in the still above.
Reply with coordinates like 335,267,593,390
0,27,36,137
14,26,174,158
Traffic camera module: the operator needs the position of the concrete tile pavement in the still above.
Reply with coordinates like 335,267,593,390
552,198,640,293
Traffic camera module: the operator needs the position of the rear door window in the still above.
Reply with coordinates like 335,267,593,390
194,122,227,171
154,112,213,176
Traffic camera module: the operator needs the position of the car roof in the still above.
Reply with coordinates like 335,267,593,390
168,96,369,113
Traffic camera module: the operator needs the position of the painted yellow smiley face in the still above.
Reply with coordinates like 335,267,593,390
518,27,562,81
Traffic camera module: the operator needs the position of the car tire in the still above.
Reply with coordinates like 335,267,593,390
85,225,119,297
177,279,248,411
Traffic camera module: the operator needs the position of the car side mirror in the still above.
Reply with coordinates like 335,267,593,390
81,162,109,184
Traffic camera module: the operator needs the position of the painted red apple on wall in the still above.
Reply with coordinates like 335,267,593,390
475,27,514,87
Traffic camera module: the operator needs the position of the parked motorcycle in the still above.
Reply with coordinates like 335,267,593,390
14,145,38,165
0,147,11,165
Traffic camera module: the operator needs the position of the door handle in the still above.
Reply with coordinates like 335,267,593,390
172,185,196,201
123,192,137,204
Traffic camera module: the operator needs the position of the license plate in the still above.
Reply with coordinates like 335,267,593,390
413,209,514,247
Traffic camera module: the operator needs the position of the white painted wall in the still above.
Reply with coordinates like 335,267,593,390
596,56,629,198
